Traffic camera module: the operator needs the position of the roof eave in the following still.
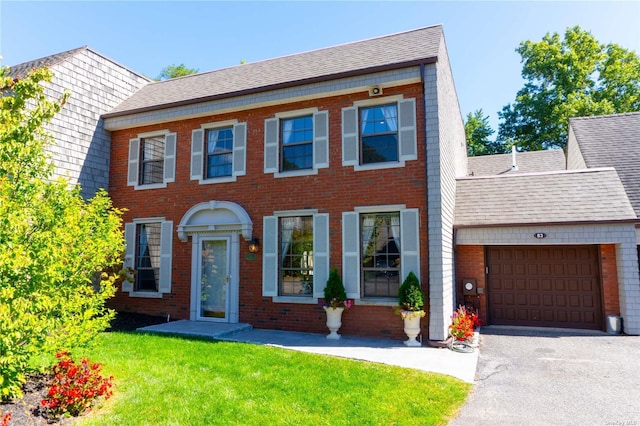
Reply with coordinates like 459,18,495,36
102,57,437,119
454,218,639,229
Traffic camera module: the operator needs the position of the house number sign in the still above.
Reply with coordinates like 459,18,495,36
534,233,547,239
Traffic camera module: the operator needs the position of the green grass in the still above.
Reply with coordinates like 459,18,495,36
73,332,470,425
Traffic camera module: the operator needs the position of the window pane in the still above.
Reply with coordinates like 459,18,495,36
360,104,398,165
205,127,233,178
140,136,165,184
361,212,400,298
281,116,313,171
136,223,161,291
279,216,314,296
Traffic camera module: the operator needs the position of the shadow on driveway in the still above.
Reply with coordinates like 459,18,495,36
451,326,640,425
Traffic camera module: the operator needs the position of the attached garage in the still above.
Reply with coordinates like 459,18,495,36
486,245,602,330
455,167,640,334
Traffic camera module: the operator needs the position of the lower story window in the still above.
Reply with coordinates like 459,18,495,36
280,216,313,296
361,212,400,298
135,223,161,291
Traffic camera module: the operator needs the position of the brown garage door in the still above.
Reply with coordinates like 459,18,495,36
486,246,603,330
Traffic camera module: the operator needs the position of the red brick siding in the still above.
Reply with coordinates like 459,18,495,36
455,245,487,325
107,84,428,340
600,244,620,316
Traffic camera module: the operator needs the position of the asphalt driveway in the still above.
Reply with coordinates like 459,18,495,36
451,326,640,425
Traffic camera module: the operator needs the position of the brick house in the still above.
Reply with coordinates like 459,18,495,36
102,25,466,341
12,27,640,339
8,47,151,198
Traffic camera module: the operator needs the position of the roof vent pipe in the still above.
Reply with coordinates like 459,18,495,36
511,146,519,171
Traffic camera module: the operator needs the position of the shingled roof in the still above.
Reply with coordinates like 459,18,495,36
105,25,444,118
570,112,640,216
455,168,636,227
7,46,88,79
467,149,566,176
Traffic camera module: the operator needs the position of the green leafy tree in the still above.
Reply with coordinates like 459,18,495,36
0,67,124,399
498,26,640,151
464,109,505,156
157,63,198,80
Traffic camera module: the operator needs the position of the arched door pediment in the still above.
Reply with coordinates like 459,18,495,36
177,200,253,242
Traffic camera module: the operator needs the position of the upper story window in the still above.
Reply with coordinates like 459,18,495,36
190,121,247,184
262,211,329,303
281,116,313,171
264,108,328,177
140,136,165,185
342,97,417,171
123,218,174,298
205,127,234,178
128,131,176,190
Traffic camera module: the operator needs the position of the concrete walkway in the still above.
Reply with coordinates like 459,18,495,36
138,320,479,383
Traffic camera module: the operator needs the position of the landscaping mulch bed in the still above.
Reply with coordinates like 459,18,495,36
0,312,167,425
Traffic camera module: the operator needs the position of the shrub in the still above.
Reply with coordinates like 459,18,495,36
449,305,480,341
41,351,113,418
397,272,425,312
0,66,123,399
322,268,351,309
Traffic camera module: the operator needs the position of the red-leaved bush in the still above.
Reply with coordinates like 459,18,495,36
449,305,481,341
1,412,10,426
41,351,113,418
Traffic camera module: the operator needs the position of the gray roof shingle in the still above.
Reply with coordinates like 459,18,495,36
455,168,636,227
7,46,88,79
105,25,444,117
467,149,566,176
570,112,640,216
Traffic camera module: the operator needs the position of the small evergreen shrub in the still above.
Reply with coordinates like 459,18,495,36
323,268,351,309
397,272,425,312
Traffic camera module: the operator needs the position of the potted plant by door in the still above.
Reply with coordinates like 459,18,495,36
322,268,352,339
396,271,426,346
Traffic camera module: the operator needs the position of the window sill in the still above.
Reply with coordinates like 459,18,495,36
199,175,237,185
274,168,319,179
353,161,405,172
272,296,318,304
354,298,398,307
133,183,168,191
127,291,164,299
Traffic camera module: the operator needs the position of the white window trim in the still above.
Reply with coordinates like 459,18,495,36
344,205,418,302
198,120,241,185
132,130,173,191
125,217,172,298
270,209,323,304
345,95,417,172
271,107,326,178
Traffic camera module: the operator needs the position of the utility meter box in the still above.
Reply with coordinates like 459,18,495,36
462,278,477,296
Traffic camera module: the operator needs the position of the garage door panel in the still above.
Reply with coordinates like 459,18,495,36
488,246,602,330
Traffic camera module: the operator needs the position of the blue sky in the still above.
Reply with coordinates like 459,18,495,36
1,1,639,132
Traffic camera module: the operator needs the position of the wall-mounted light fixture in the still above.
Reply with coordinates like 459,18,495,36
248,238,260,253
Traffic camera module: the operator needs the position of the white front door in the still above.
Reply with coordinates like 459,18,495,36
196,236,233,322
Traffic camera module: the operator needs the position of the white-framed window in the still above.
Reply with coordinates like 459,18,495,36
262,210,329,303
123,218,173,298
342,206,420,303
190,120,247,184
264,108,329,177
342,96,417,171
127,130,176,190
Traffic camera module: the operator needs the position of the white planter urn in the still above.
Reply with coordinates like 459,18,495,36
323,306,344,340
402,311,423,346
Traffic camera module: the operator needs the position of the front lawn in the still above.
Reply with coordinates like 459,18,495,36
75,332,469,425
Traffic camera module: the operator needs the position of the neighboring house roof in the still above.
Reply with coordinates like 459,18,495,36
105,25,444,118
466,149,566,176
7,46,151,82
569,112,640,216
455,168,636,227
7,46,88,79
